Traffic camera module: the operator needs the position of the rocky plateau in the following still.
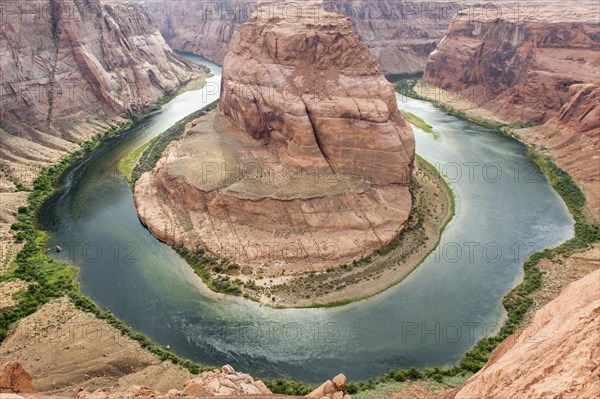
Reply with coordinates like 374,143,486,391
134,5,415,276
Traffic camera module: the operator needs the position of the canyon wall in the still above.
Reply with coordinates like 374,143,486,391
0,0,197,187
134,5,415,283
142,0,450,73
420,2,600,221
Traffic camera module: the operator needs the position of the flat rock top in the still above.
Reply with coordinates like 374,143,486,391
162,111,371,200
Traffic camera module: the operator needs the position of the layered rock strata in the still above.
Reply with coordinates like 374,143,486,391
134,6,414,276
0,0,198,187
420,2,600,221
144,0,449,73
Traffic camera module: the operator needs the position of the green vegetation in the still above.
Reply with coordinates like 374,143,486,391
0,120,134,342
175,246,247,297
129,101,218,183
119,137,156,184
385,71,424,83
401,111,435,136
264,379,315,395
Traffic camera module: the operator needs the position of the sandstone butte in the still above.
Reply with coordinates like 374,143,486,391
0,0,197,188
145,0,445,73
420,2,600,222
134,5,415,275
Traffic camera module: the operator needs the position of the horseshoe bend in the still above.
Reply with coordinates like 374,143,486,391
132,6,445,306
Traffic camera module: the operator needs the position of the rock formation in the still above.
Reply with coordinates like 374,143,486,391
0,362,36,394
76,365,273,398
219,6,414,183
144,0,448,73
420,2,600,221
438,268,600,399
134,5,414,279
421,3,600,124
321,0,444,73
0,0,199,187
307,373,350,399
522,83,600,223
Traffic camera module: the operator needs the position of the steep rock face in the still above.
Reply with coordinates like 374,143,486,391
420,4,600,222
421,6,600,124
143,0,448,73
321,0,444,73
439,268,600,399
134,6,414,278
219,8,414,183
0,0,196,186
522,83,600,222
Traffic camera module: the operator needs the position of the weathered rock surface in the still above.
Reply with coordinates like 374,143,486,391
438,268,600,399
422,3,600,124
321,0,444,73
307,373,350,399
144,0,449,73
134,5,414,278
0,0,198,187
0,362,36,394
420,2,600,222
521,83,600,223
75,365,273,398
219,6,414,182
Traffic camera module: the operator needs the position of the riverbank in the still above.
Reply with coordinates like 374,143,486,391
0,68,216,394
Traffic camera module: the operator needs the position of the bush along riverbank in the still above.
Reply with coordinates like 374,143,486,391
395,79,538,131
124,100,219,185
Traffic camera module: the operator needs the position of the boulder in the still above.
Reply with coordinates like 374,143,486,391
0,362,36,394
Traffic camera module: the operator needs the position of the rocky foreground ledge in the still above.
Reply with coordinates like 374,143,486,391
1,362,350,399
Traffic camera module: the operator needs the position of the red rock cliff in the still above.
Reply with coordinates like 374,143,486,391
0,0,196,186
420,3,600,221
134,5,415,284
219,7,414,183
143,0,449,74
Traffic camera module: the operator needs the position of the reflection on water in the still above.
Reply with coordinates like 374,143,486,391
37,55,574,382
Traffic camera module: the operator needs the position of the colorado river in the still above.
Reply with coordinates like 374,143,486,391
37,55,574,382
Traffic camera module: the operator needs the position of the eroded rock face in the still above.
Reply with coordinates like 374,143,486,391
219,7,414,183
420,3,600,222
438,269,600,399
0,362,36,394
421,5,600,124
145,0,449,73
0,0,196,186
522,83,600,223
134,5,414,278
322,0,444,73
